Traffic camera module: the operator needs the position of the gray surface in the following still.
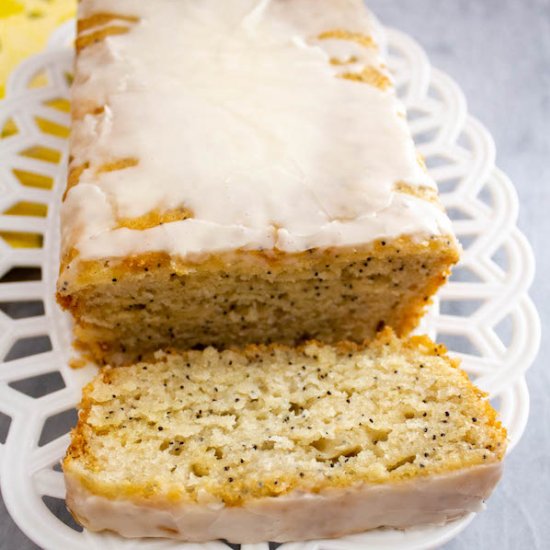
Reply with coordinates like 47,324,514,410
1,0,549,548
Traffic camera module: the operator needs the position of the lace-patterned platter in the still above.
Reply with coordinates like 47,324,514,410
0,20,540,550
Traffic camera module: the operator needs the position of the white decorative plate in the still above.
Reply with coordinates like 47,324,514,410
0,20,540,550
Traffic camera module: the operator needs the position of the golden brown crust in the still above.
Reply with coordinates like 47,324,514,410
75,26,133,52
340,66,392,89
65,158,138,199
318,29,377,49
117,208,194,230
95,157,139,175
58,235,459,292
65,163,89,200
77,12,139,33
75,11,139,52
394,181,439,203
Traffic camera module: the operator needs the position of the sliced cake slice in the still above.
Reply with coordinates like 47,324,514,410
64,330,506,543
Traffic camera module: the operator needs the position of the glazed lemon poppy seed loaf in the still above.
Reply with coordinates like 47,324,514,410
57,0,460,364
64,330,505,543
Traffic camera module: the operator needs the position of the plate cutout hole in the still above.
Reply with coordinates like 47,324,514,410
477,186,495,208
446,206,475,221
0,411,12,444
494,315,514,349
427,84,444,101
394,81,408,99
0,300,45,319
455,234,478,250
413,126,438,145
449,265,484,284
27,69,49,89
0,231,43,249
437,176,462,194
19,145,62,164
1,117,18,139
424,154,452,170
43,97,71,113
39,408,77,447
457,130,475,151
3,202,48,217
0,267,42,282
42,496,83,532
440,299,485,318
4,335,52,362
64,71,74,87
406,108,428,122
13,168,54,190
491,246,510,272
34,116,70,139
436,333,483,357
9,371,65,398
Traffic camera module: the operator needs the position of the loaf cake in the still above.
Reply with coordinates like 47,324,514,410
56,0,460,365
64,330,506,542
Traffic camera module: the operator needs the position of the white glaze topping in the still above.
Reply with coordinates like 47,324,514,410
65,463,502,543
63,0,454,261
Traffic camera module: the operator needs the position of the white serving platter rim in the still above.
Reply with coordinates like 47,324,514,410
0,19,540,550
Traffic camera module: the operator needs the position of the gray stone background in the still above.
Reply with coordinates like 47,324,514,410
1,0,549,548
367,1,550,548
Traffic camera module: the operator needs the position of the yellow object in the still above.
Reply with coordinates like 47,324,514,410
0,0,75,248
0,0,76,97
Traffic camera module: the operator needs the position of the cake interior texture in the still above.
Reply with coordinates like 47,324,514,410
65,330,505,509
60,238,458,365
